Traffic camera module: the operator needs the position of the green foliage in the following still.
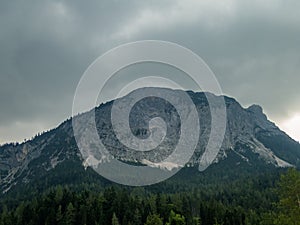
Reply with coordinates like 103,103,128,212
166,210,186,225
65,202,75,225
112,212,120,225
274,168,300,225
144,214,163,225
0,169,296,225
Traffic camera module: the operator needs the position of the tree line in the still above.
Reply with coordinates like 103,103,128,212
0,169,299,225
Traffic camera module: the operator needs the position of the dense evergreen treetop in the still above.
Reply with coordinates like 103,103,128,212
0,169,299,225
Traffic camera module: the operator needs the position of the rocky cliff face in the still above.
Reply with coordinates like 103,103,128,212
1,88,300,193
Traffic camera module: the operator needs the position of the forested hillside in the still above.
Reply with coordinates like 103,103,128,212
0,169,299,225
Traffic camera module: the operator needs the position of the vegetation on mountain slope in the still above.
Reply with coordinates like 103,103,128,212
0,169,298,225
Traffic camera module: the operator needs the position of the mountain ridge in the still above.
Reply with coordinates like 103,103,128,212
1,87,300,194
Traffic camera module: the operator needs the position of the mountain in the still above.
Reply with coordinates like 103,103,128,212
1,87,300,195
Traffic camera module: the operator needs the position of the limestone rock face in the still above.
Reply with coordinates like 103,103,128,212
1,88,300,193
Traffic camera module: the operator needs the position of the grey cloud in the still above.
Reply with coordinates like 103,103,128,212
124,0,300,122
0,0,300,143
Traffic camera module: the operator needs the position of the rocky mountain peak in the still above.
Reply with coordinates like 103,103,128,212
0,88,300,194
247,104,264,114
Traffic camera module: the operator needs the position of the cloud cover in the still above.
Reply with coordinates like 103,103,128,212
0,0,300,143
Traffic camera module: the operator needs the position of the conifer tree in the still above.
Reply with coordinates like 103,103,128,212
112,212,120,225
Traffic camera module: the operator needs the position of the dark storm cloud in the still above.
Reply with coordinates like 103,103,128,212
0,0,299,143
116,0,300,121
0,0,146,142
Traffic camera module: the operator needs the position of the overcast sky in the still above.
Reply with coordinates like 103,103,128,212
0,0,300,144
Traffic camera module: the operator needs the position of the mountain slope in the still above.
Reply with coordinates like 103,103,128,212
0,88,299,194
